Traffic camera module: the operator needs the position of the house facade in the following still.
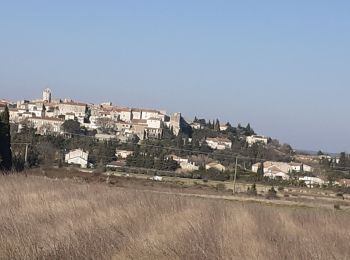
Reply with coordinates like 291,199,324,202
206,137,232,150
65,149,89,168
246,135,268,146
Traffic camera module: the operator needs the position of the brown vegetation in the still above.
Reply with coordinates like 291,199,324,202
0,175,349,259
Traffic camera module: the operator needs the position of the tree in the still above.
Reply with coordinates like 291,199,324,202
339,152,347,167
0,106,13,171
61,120,81,135
317,150,324,156
214,119,220,131
257,162,264,176
96,117,115,133
246,123,254,135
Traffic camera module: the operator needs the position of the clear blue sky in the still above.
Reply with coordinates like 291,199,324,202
1,1,349,152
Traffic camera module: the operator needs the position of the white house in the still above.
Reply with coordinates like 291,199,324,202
147,118,162,129
302,164,314,173
95,133,117,141
179,161,199,172
168,155,189,163
116,150,134,159
206,137,232,150
205,162,226,171
165,155,199,172
141,109,161,120
252,161,312,174
219,125,228,131
289,162,303,172
64,112,75,121
246,135,268,146
65,149,89,168
58,101,87,118
131,109,142,120
264,166,290,180
299,176,325,188
27,117,64,134
116,108,132,122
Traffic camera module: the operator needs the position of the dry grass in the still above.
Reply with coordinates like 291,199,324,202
0,175,349,260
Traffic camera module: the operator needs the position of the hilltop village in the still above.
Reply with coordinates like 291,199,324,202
1,88,349,188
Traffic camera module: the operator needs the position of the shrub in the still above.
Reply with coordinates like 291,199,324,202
278,186,284,191
266,186,278,200
336,193,344,200
334,204,341,210
247,183,257,196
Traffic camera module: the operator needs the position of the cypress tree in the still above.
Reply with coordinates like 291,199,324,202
214,119,220,131
0,106,13,171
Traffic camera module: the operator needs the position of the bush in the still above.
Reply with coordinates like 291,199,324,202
278,186,284,191
334,204,341,210
336,193,344,200
247,183,257,196
266,186,278,200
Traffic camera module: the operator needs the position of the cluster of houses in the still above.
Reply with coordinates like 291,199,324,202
4,89,275,150
251,161,332,187
6,89,349,189
65,147,228,174
6,89,182,141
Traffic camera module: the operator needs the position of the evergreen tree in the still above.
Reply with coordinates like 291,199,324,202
214,119,220,131
0,106,13,171
208,120,212,129
339,152,347,167
257,162,264,176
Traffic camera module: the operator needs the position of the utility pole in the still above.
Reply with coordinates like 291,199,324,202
12,142,30,167
233,156,238,194
24,143,29,166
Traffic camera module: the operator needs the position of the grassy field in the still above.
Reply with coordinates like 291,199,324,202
0,174,349,260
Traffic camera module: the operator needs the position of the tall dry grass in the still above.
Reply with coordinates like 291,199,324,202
0,175,349,260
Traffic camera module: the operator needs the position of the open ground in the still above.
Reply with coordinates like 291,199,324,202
0,170,350,259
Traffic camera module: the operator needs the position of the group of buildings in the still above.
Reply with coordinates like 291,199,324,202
251,161,330,187
6,88,347,189
6,89,182,141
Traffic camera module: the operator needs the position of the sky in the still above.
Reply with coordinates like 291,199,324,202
0,1,349,153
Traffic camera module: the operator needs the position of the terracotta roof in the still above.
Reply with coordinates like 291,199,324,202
59,101,87,107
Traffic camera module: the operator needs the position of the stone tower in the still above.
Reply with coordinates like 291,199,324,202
42,88,52,103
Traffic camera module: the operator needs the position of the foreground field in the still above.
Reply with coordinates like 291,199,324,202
0,175,349,260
